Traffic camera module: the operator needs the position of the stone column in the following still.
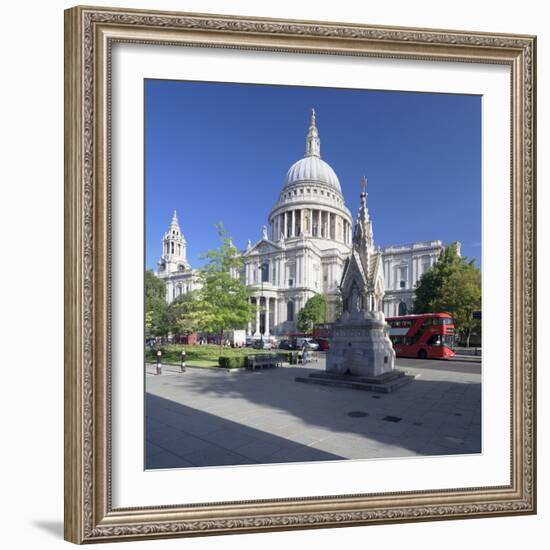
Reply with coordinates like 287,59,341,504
273,297,278,331
300,209,304,236
254,298,260,336
291,210,295,237
318,210,322,237
247,298,252,335
283,211,288,237
265,298,270,336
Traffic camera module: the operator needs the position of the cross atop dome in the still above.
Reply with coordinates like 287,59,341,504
305,107,321,158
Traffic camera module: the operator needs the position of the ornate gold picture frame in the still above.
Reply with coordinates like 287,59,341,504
64,5,536,544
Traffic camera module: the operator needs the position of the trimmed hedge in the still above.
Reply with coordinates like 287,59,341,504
218,356,248,369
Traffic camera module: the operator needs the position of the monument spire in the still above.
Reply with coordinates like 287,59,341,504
305,107,321,158
359,176,370,223
354,176,374,252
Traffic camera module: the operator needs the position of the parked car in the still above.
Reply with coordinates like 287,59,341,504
296,337,320,351
278,339,297,350
314,338,330,351
252,339,274,350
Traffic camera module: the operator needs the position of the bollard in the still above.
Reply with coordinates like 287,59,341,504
181,348,186,373
156,349,162,375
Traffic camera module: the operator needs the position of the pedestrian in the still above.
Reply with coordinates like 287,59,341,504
302,341,308,365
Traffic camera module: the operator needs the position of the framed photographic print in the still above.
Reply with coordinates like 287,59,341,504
64,5,537,544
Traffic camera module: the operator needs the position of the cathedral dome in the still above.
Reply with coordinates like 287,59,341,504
283,155,341,192
280,108,342,194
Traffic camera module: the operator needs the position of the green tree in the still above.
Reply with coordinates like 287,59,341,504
413,243,481,346
169,292,199,337
144,269,170,338
188,224,254,355
145,269,166,310
297,294,328,333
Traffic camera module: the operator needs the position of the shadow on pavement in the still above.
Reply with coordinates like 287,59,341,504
146,392,344,469
145,365,481,470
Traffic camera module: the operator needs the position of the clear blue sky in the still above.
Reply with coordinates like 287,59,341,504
145,79,481,270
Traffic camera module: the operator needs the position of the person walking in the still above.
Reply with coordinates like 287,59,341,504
302,341,309,365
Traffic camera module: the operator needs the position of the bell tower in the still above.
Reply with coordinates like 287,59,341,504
158,210,189,275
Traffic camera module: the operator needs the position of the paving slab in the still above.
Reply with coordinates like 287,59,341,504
145,357,481,469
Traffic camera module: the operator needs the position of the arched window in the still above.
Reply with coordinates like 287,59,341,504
398,302,408,316
287,301,294,322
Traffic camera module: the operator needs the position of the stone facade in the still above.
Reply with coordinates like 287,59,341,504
156,110,457,337
381,240,456,317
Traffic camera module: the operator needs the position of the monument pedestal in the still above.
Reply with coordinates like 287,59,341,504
295,369,415,394
295,310,415,393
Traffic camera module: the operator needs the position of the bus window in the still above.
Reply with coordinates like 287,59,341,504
434,317,451,325
428,334,442,346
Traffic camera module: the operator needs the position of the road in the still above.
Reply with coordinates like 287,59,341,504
308,352,481,376
395,357,482,375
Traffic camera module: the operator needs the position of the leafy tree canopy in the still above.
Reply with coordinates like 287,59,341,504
145,269,170,338
187,224,254,354
297,294,328,333
169,292,200,336
145,269,166,311
413,243,481,344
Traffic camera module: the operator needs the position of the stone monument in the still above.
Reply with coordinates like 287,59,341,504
296,178,414,392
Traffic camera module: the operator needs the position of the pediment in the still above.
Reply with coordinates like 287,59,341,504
243,239,282,256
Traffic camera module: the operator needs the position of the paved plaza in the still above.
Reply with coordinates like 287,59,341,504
145,356,481,469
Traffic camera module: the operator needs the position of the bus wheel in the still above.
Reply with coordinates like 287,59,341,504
418,349,427,359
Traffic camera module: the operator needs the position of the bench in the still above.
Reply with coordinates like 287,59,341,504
247,353,286,370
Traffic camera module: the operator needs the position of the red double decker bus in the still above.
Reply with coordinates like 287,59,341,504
386,313,456,359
